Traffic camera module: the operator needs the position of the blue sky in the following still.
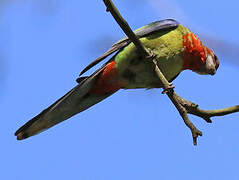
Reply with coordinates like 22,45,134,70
1,0,239,179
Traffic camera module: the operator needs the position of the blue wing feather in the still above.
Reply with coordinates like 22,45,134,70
80,19,179,76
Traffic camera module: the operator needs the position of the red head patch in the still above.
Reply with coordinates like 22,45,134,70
182,32,212,71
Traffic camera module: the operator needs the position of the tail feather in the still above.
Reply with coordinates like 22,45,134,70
15,67,113,140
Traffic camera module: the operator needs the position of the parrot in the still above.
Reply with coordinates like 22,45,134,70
15,19,219,140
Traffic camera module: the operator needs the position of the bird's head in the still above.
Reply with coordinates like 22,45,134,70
182,32,219,75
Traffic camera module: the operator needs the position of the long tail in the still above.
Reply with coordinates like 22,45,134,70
15,62,122,140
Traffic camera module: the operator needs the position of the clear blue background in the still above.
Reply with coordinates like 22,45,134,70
1,0,239,179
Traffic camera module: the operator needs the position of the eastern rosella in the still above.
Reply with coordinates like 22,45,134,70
15,19,219,140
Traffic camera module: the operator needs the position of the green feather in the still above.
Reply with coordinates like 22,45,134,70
114,25,190,89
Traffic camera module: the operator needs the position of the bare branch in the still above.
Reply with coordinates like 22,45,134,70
184,101,239,121
102,0,149,57
102,0,239,145
153,59,202,145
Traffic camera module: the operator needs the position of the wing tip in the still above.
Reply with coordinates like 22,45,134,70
79,70,85,76
14,121,34,140
14,114,42,141
15,131,29,140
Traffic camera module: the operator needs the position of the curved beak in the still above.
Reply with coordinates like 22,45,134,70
205,54,218,75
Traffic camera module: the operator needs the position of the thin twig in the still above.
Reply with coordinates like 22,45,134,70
102,0,150,57
174,94,239,121
102,0,239,145
153,59,202,145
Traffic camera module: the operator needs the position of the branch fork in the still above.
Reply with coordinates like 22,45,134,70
102,0,239,145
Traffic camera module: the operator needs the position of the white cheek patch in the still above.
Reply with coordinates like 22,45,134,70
206,55,214,68
205,54,216,75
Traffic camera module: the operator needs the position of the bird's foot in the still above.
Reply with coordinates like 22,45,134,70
162,83,175,94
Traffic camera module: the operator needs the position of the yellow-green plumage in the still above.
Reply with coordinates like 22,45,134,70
114,25,190,89
14,19,219,140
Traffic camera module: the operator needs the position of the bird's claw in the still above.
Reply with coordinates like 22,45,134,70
162,83,175,94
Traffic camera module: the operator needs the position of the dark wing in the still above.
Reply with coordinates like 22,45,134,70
79,19,179,76
15,66,106,140
79,42,128,76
